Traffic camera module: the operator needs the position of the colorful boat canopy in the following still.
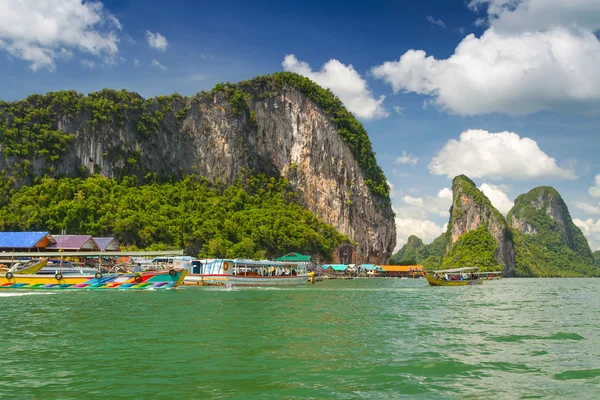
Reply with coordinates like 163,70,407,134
0,232,55,249
432,267,480,273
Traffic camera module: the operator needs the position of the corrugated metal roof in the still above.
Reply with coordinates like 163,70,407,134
93,237,120,251
48,235,99,250
323,264,349,271
275,252,312,262
0,232,52,249
380,265,423,272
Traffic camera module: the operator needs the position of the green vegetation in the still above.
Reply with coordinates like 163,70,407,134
0,89,190,180
0,174,348,260
507,186,598,277
594,250,600,268
390,234,446,265
442,225,503,271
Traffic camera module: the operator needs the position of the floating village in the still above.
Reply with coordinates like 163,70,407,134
0,231,502,290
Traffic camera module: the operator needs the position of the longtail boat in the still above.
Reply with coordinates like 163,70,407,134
423,267,484,286
0,269,187,290
183,259,313,286
4,258,49,276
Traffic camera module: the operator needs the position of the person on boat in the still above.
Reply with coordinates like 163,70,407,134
443,273,449,281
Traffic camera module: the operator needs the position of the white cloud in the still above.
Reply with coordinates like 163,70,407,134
394,151,418,166
372,0,600,116
200,53,214,61
393,105,404,115
395,188,452,220
394,217,446,251
151,59,167,70
479,183,514,215
146,30,168,51
80,59,95,69
429,129,576,180
426,16,446,28
282,54,388,119
468,0,600,34
574,201,600,215
0,0,120,71
133,59,139,66
589,174,600,198
573,218,600,251
437,187,452,200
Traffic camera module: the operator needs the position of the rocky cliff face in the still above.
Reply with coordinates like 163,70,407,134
0,73,395,263
447,175,516,275
507,186,594,268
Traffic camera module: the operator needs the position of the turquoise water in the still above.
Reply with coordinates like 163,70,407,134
1,278,599,399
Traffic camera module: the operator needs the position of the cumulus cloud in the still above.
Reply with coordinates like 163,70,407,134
429,129,576,180
468,0,600,34
151,59,167,70
282,54,388,119
394,217,446,251
479,183,514,215
395,188,452,221
372,1,600,115
394,151,418,165
146,30,168,51
589,174,600,198
437,187,452,200
573,218,600,251
0,0,120,71
574,201,600,215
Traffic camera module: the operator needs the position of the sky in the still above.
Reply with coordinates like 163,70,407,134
1,0,600,251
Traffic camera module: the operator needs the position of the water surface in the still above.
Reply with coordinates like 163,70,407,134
1,278,599,399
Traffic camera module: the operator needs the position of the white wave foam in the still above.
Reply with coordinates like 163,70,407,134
0,292,56,297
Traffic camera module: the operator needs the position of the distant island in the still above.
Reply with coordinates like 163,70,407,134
391,175,600,277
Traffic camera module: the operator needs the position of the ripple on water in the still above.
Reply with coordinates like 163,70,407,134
0,278,599,399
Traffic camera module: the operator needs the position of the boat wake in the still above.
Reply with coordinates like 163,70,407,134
0,292,56,297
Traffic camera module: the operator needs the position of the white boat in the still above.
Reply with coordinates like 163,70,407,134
182,259,312,286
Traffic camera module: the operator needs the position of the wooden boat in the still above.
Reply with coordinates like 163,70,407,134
183,259,313,286
0,269,187,290
423,267,484,286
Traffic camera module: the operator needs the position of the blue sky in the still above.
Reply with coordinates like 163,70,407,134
2,0,600,250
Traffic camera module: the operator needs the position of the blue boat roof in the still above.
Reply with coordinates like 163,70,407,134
0,232,53,249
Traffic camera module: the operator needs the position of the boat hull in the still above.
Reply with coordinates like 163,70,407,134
184,274,309,286
0,269,187,290
424,273,484,286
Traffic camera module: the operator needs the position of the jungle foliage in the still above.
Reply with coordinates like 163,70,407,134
390,234,446,265
0,174,348,260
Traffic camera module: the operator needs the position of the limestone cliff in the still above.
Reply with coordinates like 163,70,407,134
507,186,596,275
446,175,516,275
0,73,395,262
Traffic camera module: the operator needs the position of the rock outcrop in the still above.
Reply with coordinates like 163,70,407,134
446,175,516,275
507,186,595,274
0,73,395,263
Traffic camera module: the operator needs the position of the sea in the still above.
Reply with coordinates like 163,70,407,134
1,278,599,399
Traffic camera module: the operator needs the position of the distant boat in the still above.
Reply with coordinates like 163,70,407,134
0,269,187,290
423,267,484,286
183,259,312,286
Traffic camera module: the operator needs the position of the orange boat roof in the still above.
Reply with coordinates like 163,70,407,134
380,265,423,272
